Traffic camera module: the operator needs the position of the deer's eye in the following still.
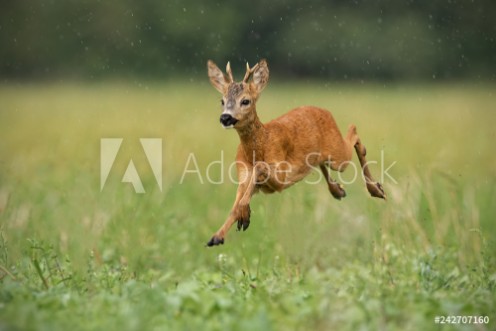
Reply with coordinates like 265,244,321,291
241,99,250,106
221,99,225,106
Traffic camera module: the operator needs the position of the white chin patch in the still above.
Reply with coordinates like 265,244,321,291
222,124,235,129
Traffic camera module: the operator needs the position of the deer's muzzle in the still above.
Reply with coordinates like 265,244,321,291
220,113,238,128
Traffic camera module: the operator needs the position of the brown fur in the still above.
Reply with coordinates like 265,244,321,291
206,59,386,246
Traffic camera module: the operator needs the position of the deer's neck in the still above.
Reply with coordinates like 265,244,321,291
236,111,267,163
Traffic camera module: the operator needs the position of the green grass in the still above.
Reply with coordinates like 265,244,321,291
0,81,495,330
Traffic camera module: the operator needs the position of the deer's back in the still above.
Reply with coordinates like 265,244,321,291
267,105,343,145
264,106,347,165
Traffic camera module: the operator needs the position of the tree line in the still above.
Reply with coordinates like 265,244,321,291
1,0,494,80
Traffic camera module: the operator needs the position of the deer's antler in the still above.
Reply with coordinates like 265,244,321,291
243,62,259,83
226,62,234,83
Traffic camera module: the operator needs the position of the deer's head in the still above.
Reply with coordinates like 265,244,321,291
207,59,269,129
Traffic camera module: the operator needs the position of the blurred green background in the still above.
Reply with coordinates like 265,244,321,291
1,0,495,81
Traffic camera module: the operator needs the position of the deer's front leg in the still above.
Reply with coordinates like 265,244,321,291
206,162,267,247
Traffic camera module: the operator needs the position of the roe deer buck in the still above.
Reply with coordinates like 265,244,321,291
206,59,386,246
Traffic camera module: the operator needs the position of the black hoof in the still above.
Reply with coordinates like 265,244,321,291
236,205,251,231
206,236,224,247
367,182,386,200
330,184,347,200
237,218,250,231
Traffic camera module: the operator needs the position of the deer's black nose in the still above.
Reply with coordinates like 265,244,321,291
220,114,238,127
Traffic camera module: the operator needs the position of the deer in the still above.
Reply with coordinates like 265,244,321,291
206,59,386,247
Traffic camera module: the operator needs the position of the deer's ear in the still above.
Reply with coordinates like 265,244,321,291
207,60,229,94
252,59,269,94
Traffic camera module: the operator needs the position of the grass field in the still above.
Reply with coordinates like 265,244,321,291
0,81,495,330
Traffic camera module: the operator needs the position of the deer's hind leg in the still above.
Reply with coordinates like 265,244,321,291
320,164,346,200
346,125,386,200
